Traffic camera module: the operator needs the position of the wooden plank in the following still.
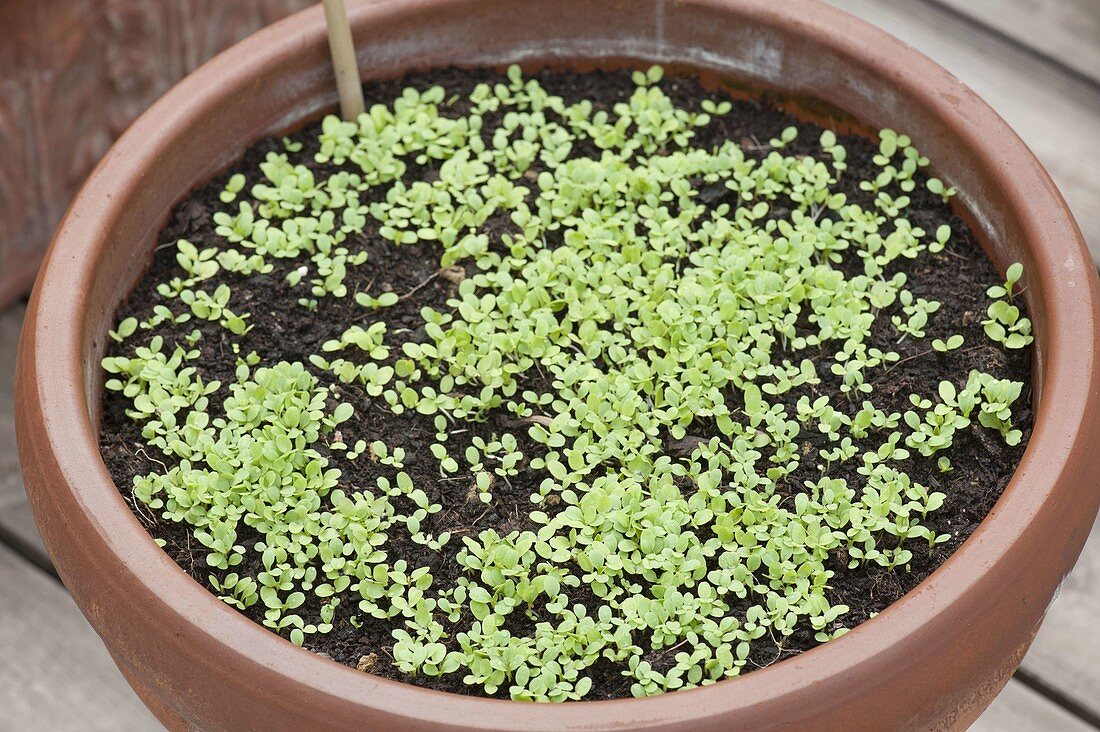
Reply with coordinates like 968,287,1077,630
0,542,159,730
258,0,315,25
0,494,48,564
827,0,1100,266
0,4,48,310
0,304,23,506
0,303,49,563
0,0,316,308
930,0,1100,84
1014,512,1100,721
28,1,186,248
177,1,313,74
177,0,265,72
972,677,1095,732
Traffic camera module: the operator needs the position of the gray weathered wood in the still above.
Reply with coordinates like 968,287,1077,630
972,676,1095,731
931,0,1100,84
0,304,24,505
1014,512,1100,721
0,0,316,309
0,493,48,561
827,0,1100,266
0,541,159,730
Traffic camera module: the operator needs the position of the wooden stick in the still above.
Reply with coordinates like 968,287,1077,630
321,0,366,120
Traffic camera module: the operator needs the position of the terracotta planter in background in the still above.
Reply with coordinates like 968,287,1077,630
15,0,1100,729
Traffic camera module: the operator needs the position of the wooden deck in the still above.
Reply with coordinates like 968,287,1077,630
1,0,1098,728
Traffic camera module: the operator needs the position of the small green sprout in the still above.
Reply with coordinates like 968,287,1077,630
984,263,1033,349
356,291,400,309
932,334,964,352
930,224,951,253
769,125,798,148
219,174,247,204
176,239,220,280
108,317,138,343
927,177,957,202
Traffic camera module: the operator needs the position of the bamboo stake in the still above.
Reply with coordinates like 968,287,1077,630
322,0,366,120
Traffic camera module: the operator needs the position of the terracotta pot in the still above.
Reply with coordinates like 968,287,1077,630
15,0,1100,729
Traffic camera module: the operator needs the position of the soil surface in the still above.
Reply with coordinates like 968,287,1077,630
99,68,1032,699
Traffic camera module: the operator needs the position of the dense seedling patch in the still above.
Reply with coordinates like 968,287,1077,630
101,67,1032,701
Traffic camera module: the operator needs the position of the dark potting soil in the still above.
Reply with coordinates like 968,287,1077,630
99,67,1032,700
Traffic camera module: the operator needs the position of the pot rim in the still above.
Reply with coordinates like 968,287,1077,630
18,0,1100,728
